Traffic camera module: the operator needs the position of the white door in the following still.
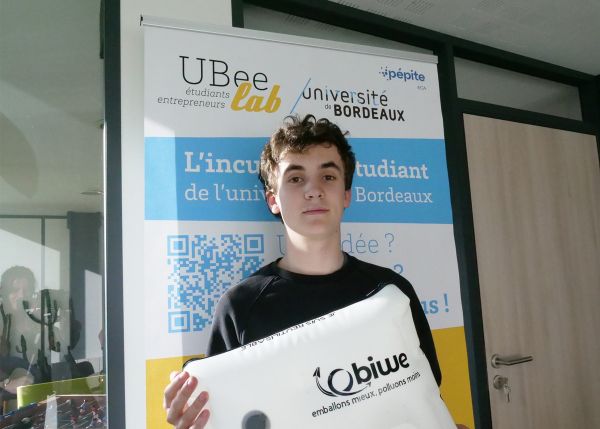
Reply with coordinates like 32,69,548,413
464,114,600,428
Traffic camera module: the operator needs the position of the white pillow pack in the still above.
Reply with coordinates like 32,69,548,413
184,284,456,429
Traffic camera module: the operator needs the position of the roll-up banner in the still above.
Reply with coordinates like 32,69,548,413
142,17,473,428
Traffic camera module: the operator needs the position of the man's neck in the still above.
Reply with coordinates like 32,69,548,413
278,232,345,275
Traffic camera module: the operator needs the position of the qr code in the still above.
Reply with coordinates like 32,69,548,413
166,233,264,333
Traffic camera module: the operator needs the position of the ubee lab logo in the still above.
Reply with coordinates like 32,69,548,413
380,66,426,83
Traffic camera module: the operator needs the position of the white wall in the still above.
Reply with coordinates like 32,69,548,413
119,0,231,426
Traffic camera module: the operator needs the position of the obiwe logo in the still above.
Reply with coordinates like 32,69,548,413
313,353,410,397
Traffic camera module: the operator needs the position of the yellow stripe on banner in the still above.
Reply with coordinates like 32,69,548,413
433,326,475,429
147,354,204,429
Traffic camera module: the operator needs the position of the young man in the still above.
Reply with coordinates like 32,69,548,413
164,115,441,429
0,266,37,411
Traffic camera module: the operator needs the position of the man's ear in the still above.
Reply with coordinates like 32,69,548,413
267,191,281,214
344,189,351,209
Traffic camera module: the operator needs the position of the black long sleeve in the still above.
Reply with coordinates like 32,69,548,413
206,254,442,386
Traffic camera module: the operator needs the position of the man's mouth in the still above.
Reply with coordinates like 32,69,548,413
303,208,329,214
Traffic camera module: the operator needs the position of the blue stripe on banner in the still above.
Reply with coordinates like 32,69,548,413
145,137,453,224
347,138,453,224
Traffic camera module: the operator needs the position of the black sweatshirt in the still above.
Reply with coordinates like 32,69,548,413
207,253,442,386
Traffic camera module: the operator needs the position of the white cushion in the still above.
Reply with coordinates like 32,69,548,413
184,284,456,429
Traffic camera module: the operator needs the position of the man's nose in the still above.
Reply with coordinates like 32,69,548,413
304,182,324,199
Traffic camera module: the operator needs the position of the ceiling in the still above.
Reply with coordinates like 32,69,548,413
0,0,597,216
331,0,600,75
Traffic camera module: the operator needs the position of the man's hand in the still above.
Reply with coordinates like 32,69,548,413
164,371,210,429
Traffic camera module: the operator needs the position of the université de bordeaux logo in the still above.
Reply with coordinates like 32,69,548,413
313,352,410,397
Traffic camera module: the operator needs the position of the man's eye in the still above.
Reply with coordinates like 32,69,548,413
288,176,302,183
324,175,337,181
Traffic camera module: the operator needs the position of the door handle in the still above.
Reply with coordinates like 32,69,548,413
491,354,533,368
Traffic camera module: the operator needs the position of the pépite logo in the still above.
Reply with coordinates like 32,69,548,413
380,66,426,83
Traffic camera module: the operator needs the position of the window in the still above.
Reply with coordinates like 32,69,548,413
0,0,107,425
455,57,582,120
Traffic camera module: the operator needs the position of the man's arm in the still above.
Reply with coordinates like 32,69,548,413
392,275,442,386
206,292,243,357
408,290,442,385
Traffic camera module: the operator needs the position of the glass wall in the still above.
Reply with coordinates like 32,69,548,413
0,0,106,426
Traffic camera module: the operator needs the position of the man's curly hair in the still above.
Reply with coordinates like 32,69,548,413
258,114,356,195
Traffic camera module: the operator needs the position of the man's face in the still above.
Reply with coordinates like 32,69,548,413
8,278,31,310
267,144,351,240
